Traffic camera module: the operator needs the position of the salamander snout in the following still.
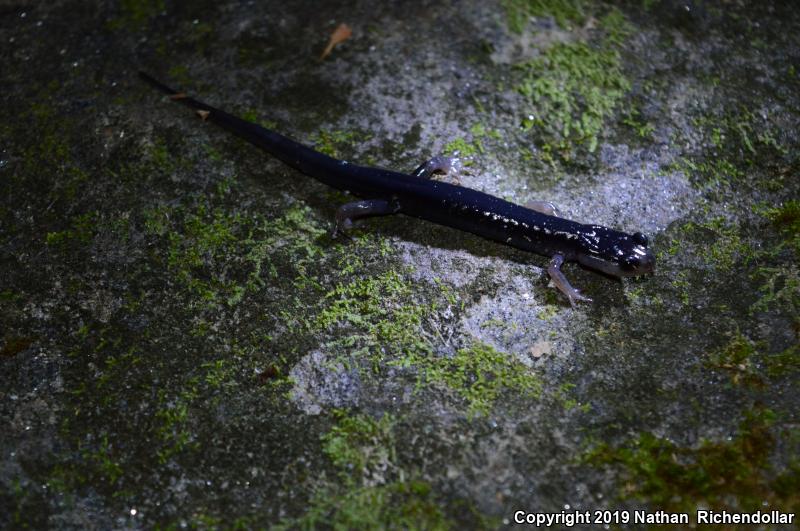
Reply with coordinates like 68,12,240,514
622,244,656,275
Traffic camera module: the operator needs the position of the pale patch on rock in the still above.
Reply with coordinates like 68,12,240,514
460,273,581,365
289,350,361,415
545,144,696,233
529,339,552,359
396,240,508,288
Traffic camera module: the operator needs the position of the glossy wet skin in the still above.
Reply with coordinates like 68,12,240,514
573,226,656,277
140,72,655,305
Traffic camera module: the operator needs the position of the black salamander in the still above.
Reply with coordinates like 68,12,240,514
139,72,655,306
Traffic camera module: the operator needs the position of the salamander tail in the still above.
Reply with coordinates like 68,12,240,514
137,69,307,165
138,71,216,113
138,71,180,95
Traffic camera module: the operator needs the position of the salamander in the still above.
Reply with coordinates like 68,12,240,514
139,72,655,307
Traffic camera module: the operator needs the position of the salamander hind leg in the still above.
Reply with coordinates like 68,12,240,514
332,199,400,239
525,200,559,217
411,155,463,184
547,254,592,308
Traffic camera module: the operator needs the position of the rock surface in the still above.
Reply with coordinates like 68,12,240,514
1,1,798,527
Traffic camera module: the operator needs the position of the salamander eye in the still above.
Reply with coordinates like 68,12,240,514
632,232,648,246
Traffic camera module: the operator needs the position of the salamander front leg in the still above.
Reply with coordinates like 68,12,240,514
332,199,399,239
547,254,592,308
411,155,463,183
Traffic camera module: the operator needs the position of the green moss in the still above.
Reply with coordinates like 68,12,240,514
95,345,141,393
312,128,370,158
334,234,394,276
276,409,490,530
53,317,263,498
183,20,215,54
412,342,543,417
511,5,633,157
585,409,799,515
314,271,541,415
768,200,800,231
555,382,590,412
443,137,479,160
109,0,165,30
10,99,90,210
82,434,123,485
45,211,98,248
6,478,31,527
442,124,503,160
696,219,750,271
314,269,432,368
752,265,800,319
620,108,655,140
517,39,631,155
760,200,800,255
663,217,752,274
322,412,396,480
670,270,691,306
165,65,193,88
749,201,800,322
705,331,762,386
151,200,325,308
142,204,171,237
201,359,235,389
279,480,451,531
682,109,790,192
764,343,800,378
154,381,201,463
0,289,22,303
598,7,632,47
669,155,744,189
164,205,242,305
146,136,178,170
21,103,69,169
234,107,278,130
503,0,585,32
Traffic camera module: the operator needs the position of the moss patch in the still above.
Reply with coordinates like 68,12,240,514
586,409,800,516
683,217,751,272
277,411,455,530
279,478,452,530
44,211,98,248
503,0,586,32
705,332,762,386
760,200,800,255
6,97,91,212
443,137,480,159
706,329,800,384
751,202,800,325
677,108,793,193
402,342,543,417
109,0,165,30
515,8,632,157
312,128,371,158
314,269,432,366
312,270,540,416
146,199,326,309
54,326,255,496
518,41,630,155
322,411,397,483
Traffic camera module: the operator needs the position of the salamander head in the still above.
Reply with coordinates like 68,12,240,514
575,226,655,277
